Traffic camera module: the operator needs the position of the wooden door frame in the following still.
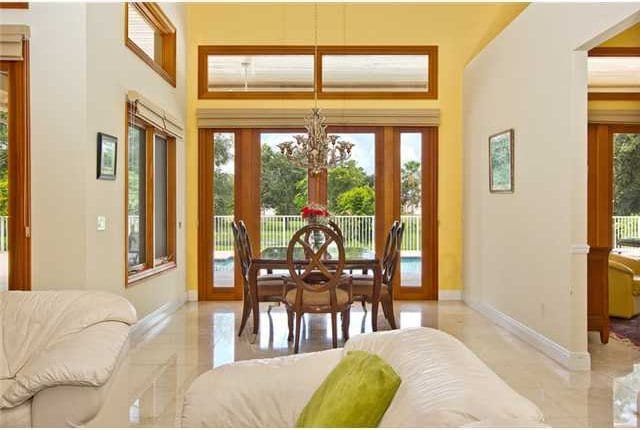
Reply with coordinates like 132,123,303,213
0,41,31,291
587,123,640,343
394,127,439,300
197,124,439,301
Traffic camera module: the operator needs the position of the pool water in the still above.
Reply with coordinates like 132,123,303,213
214,253,421,273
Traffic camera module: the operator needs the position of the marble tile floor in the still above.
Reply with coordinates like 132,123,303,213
98,300,640,427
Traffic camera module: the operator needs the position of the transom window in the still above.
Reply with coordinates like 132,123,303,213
198,46,438,99
125,3,177,86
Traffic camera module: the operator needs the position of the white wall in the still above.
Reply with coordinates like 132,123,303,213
0,3,187,318
463,3,640,369
85,3,186,318
1,3,89,291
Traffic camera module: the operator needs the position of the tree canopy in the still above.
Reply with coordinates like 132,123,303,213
214,133,234,216
210,141,427,218
614,133,640,216
260,144,307,215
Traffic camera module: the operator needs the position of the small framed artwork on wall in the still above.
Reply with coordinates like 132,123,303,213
489,129,514,193
97,132,118,180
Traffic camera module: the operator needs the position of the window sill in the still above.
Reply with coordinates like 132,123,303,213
125,39,176,87
127,261,177,287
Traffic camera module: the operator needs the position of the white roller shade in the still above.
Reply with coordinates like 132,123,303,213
0,25,29,61
127,91,184,139
197,108,441,128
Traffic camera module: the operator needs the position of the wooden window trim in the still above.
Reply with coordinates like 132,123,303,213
125,103,176,286
588,47,640,101
198,46,316,100
0,3,29,9
317,46,438,100
197,45,438,100
125,3,176,87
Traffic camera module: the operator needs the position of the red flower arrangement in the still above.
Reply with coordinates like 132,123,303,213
300,203,329,219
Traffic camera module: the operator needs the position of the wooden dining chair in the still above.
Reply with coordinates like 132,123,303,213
350,221,403,329
233,220,287,337
284,224,352,353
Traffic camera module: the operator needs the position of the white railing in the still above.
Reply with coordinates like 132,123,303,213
213,214,422,252
614,216,640,249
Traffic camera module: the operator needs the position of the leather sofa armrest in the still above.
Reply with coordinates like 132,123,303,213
609,260,634,276
30,340,129,427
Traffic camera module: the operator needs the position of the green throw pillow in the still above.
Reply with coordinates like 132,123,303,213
296,350,401,428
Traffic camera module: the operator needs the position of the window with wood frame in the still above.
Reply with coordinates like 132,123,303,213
126,103,176,285
198,46,438,100
125,3,176,86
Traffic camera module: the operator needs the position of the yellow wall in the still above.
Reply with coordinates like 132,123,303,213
599,22,640,47
185,3,527,294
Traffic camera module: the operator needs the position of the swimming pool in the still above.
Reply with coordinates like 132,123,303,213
214,253,421,273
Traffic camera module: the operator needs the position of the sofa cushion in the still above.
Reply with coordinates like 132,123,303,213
296,351,400,427
345,328,544,427
285,288,350,307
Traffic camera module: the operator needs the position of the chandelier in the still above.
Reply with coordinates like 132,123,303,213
277,109,353,175
276,3,353,175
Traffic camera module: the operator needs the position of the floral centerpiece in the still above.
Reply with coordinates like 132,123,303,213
300,203,330,225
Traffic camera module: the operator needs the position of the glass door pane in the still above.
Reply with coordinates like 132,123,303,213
0,71,8,291
213,132,235,287
327,132,376,260
400,132,422,287
260,132,307,268
613,132,640,255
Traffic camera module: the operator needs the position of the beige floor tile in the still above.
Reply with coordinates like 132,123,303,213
94,300,640,427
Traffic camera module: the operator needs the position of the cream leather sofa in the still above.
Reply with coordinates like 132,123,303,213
182,327,545,427
0,290,137,427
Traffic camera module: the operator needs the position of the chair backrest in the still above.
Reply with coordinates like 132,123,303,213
287,225,346,299
383,221,405,286
232,220,252,281
382,220,400,267
238,220,254,260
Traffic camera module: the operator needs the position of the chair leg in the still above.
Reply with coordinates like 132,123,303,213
382,295,398,330
294,311,303,354
287,308,294,341
238,293,252,337
341,309,350,342
361,299,367,313
330,311,338,348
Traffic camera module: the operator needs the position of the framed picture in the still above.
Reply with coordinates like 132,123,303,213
489,129,514,193
97,132,117,180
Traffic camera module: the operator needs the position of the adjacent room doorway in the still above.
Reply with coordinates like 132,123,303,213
0,45,31,291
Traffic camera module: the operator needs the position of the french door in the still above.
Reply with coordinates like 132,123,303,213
0,48,31,292
198,125,437,300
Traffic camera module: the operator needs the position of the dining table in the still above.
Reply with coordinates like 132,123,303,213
248,248,383,337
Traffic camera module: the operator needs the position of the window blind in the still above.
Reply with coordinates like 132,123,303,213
127,90,184,139
0,25,29,61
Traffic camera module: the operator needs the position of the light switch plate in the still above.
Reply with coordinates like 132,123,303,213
97,216,106,231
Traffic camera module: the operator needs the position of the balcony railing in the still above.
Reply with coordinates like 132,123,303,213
213,215,423,253
613,216,640,250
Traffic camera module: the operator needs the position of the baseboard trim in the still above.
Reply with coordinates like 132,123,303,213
467,301,591,371
130,292,186,342
439,289,463,300
187,289,198,302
